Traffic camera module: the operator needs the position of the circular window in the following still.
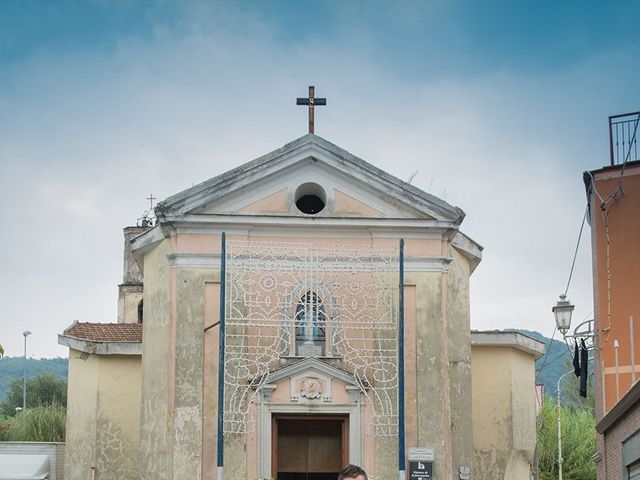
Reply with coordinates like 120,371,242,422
294,183,326,215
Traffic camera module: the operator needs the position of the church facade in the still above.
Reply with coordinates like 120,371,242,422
59,134,542,480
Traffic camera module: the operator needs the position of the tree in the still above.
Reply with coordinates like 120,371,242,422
0,344,4,358
0,356,68,399
537,396,596,479
0,373,67,417
564,366,595,410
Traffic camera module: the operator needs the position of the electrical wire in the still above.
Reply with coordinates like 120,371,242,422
592,114,638,336
564,206,588,297
476,289,549,331
535,325,558,384
601,209,613,336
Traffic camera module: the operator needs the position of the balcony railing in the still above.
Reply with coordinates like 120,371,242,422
609,110,640,166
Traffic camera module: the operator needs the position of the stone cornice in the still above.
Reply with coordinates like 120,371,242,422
162,214,458,231
470,331,545,358
166,252,451,272
58,335,142,356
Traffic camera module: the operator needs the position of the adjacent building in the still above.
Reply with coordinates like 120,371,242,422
585,111,640,479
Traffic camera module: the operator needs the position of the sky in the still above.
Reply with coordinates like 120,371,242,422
1,0,638,358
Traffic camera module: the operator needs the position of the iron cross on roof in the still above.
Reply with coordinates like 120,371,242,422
146,194,156,211
296,86,326,134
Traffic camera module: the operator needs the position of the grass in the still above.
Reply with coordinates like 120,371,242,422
0,404,65,442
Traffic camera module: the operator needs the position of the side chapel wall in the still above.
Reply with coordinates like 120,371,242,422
65,349,99,479
446,248,474,475
65,350,141,480
471,344,540,480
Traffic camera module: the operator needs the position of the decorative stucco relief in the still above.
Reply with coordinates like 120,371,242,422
299,376,323,400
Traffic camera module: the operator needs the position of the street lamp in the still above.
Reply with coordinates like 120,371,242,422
22,330,31,410
553,295,575,336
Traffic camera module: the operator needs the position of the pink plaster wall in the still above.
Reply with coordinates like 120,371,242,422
202,282,220,480
239,189,289,213
333,190,384,217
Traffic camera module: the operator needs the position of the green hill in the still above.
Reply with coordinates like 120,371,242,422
511,329,593,404
0,357,68,401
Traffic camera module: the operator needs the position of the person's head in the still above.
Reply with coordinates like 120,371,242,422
338,464,368,480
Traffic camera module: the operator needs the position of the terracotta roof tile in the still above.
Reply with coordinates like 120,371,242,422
63,322,143,343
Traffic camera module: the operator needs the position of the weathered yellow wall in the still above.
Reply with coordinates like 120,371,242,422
139,237,174,480
65,349,98,480
119,289,143,324
509,349,537,456
96,354,142,479
174,268,219,480
140,235,222,480
471,346,537,480
447,248,474,476
401,257,473,480
65,349,141,480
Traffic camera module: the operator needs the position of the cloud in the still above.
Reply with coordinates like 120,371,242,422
0,1,635,356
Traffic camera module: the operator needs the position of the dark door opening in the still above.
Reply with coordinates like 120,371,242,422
273,414,348,480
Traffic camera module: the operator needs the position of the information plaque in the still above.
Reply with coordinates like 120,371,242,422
408,447,435,480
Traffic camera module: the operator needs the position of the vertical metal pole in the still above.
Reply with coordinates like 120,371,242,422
556,370,572,480
398,239,406,480
614,339,620,402
23,335,27,410
609,116,615,165
217,233,227,480
631,316,636,383
557,376,563,480
601,360,607,414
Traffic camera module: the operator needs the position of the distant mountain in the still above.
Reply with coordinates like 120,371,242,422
0,357,68,400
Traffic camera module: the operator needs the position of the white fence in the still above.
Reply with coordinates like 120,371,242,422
0,442,64,480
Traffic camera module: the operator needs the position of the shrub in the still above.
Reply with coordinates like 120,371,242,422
537,397,596,479
0,405,65,442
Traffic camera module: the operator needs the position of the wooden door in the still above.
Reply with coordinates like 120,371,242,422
273,415,348,480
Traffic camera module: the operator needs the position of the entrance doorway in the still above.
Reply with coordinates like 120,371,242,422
272,414,348,480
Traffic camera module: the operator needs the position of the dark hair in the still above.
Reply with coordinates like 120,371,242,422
338,464,368,480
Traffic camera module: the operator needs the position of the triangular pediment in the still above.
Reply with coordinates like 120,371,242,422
266,357,359,386
155,135,464,224
262,358,364,404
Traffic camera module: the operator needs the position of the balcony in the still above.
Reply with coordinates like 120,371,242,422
609,110,640,165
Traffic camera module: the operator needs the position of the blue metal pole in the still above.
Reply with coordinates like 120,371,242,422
398,239,406,480
216,232,226,480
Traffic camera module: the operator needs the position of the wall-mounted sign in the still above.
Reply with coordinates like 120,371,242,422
408,447,434,480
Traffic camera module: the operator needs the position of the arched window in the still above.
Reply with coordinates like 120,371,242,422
295,291,326,356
